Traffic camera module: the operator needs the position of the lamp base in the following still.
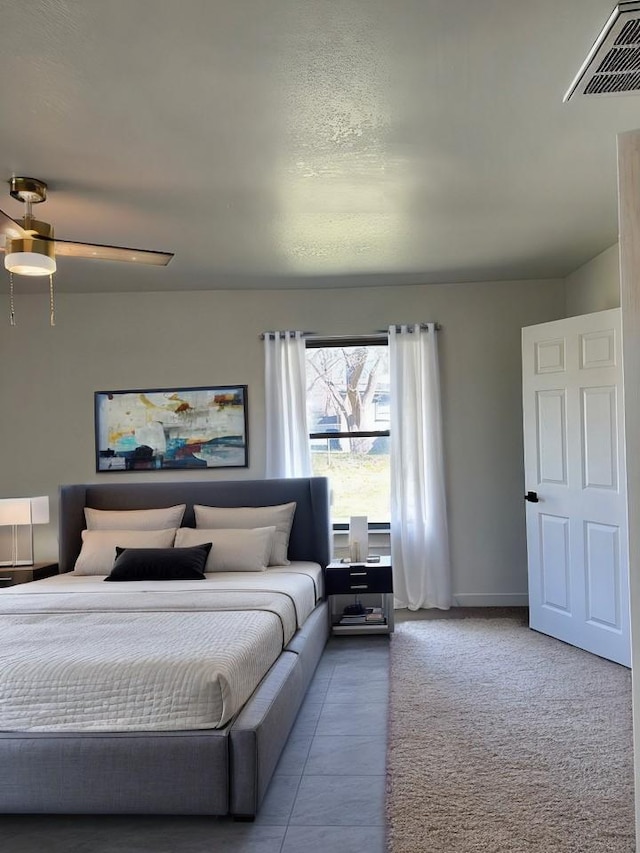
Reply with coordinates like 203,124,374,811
0,524,34,567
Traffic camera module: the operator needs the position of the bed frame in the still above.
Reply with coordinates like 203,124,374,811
0,476,331,817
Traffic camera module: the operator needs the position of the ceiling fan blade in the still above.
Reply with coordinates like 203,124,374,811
0,208,28,242
45,236,173,266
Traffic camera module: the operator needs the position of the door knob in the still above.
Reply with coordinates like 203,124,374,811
524,491,539,503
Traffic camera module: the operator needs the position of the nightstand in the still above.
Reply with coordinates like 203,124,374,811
0,562,59,588
325,557,394,635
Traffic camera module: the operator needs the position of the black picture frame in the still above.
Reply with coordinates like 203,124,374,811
95,385,249,472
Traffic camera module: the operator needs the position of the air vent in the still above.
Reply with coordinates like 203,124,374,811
564,2,640,99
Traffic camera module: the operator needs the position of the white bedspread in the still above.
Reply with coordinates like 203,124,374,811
0,565,321,733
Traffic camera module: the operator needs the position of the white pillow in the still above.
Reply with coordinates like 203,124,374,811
193,503,296,566
175,527,276,572
73,528,178,575
84,505,186,531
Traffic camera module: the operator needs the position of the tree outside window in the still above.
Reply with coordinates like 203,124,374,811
306,339,390,525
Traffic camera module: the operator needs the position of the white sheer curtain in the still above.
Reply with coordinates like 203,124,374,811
389,323,451,610
264,330,312,478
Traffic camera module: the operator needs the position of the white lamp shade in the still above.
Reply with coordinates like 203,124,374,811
0,498,33,526
0,496,49,525
30,496,50,525
5,252,56,276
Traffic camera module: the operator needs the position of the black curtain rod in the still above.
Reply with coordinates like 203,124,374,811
378,323,441,333
260,331,315,340
261,331,382,341
261,324,441,340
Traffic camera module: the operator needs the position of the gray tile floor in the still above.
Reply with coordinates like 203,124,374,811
1,635,390,853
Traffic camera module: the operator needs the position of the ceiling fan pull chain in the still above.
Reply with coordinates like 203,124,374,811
9,271,15,326
49,273,55,327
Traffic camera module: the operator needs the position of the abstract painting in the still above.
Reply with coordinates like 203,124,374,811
95,385,248,471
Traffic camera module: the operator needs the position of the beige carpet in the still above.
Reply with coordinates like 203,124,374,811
386,614,634,853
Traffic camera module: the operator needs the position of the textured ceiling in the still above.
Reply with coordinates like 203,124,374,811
0,0,638,293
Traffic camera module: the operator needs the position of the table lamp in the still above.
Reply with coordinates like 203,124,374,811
0,496,50,566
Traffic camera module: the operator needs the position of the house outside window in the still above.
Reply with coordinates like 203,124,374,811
305,338,390,527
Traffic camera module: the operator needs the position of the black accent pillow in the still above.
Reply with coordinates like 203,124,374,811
104,543,212,582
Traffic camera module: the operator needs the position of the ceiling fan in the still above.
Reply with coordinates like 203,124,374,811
0,176,174,277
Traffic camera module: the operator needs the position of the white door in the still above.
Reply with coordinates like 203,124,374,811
522,308,630,666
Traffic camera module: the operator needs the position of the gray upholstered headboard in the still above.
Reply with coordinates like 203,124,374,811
58,477,331,573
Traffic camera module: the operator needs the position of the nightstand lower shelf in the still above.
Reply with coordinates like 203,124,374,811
331,622,392,635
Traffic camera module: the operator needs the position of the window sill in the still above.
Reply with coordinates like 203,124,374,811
333,526,390,535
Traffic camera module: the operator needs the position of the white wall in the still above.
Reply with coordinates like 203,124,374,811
0,277,565,603
565,244,620,316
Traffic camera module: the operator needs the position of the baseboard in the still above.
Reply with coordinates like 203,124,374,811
451,593,529,607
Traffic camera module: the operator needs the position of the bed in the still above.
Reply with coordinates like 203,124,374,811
0,476,331,817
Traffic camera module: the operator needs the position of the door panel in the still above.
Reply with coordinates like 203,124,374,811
580,329,616,369
582,387,618,490
584,521,620,629
535,338,566,373
536,390,567,484
522,308,630,666
540,514,571,612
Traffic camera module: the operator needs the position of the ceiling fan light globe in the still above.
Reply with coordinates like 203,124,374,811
5,251,56,276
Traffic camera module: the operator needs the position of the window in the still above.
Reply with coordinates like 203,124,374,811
305,338,390,526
